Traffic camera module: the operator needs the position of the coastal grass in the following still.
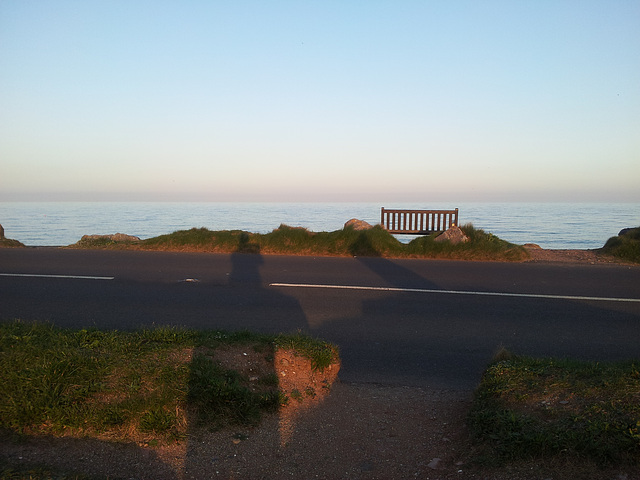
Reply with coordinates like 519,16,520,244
600,226,640,263
73,223,528,261
468,351,640,468
0,321,339,444
405,224,526,261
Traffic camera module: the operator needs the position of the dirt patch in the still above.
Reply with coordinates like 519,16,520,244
523,245,626,265
0,383,473,480
274,348,340,447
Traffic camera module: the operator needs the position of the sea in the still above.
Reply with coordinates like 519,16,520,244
0,202,638,250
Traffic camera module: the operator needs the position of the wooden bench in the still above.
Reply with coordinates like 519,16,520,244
381,207,459,235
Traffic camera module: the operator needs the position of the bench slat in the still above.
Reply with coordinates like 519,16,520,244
381,208,458,235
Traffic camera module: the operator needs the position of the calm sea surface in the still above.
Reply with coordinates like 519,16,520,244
0,202,638,250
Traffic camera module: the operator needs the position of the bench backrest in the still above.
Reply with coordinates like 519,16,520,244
381,208,459,234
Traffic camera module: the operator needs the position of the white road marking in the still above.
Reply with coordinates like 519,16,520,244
0,273,114,281
270,283,640,304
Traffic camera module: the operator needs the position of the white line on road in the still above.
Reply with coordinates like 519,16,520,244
0,273,114,281
270,283,640,303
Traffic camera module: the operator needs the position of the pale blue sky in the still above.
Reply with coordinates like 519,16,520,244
1,1,638,202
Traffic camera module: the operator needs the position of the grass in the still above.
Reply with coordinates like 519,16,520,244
468,351,640,468
275,331,340,371
72,223,528,261
599,226,640,263
405,224,526,261
0,321,339,444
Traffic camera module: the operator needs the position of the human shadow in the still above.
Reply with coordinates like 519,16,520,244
182,232,339,478
218,232,307,332
228,232,263,286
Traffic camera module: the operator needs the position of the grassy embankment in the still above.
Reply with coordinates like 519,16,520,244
6,224,640,264
0,321,338,446
468,350,640,470
599,226,640,264
73,223,529,261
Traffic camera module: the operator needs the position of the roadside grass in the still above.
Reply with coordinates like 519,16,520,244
406,224,526,261
468,351,640,468
72,223,528,261
599,226,640,263
136,228,247,253
275,331,338,371
0,321,339,445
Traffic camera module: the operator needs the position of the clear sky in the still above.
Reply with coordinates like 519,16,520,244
1,1,638,203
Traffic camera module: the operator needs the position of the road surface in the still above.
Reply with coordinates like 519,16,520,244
1,248,639,390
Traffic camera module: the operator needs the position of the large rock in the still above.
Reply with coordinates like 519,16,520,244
0,223,4,239
81,233,140,242
344,218,373,231
434,225,469,245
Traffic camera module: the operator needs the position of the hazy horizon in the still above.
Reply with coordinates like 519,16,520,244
1,2,638,203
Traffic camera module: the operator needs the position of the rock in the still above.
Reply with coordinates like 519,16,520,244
619,228,636,237
344,218,373,231
434,225,469,245
0,223,4,239
427,458,441,470
81,233,140,242
111,233,140,242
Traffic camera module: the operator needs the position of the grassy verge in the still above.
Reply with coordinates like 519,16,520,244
599,226,640,263
0,321,339,445
72,223,528,261
468,351,640,468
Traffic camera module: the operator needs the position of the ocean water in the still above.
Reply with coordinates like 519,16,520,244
0,202,638,250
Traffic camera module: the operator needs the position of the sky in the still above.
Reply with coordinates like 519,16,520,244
1,1,639,203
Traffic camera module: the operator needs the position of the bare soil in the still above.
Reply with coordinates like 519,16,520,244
2,249,639,480
522,245,625,265
3,381,638,480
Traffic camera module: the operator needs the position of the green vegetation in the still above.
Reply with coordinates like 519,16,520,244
186,352,279,429
405,224,526,261
0,321,339,444
73,223,528,261
275,331,340,371
468,352,640,468
600,226,640,263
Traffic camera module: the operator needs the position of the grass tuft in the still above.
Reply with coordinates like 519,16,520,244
599,226,640,263
406,224,527,261
468,353,640,467
275,332,340,372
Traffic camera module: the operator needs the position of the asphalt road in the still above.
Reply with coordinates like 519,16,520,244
1,248,639,390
